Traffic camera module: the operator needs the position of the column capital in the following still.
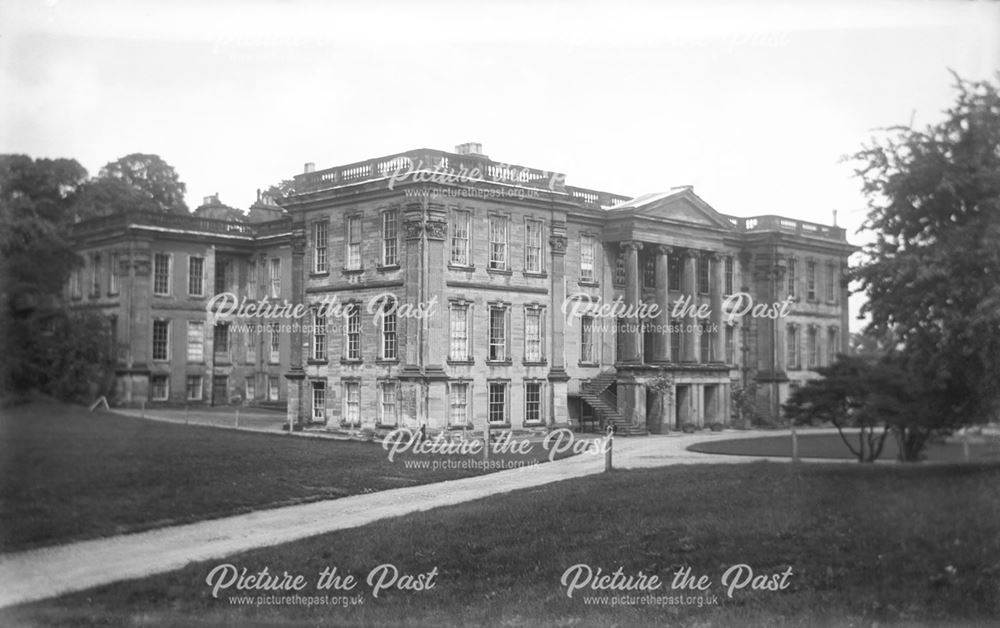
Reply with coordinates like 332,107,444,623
682,248,700,259
549,235,568,255
706,250,722,261
620,240,644,252
655,244,673,256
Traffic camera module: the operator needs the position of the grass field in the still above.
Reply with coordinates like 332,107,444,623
5,462,999,627
0,401,568,552
688,432,1000,462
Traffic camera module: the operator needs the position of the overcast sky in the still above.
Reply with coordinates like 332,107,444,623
3,0,999,327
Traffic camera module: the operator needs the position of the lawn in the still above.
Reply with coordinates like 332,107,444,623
5,462,999,627
0,400,570,553
688,432,1000,462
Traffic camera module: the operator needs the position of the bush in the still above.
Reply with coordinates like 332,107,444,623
708,422,725,432
680,422,697,433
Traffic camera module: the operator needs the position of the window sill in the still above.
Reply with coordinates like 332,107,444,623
375,423,399,430
307,359,328,365
487,422,511,429
341,268,364,276
578,361,599,368
375,358,399,365
522,360,548,367
447,359,474,366
108,291,120,298
523,271,547,279
487,267,513,276
448,264,476,272
310,271,330,278
340,358,364,365
578,280,598,288
486,360,513,367
377,264,400,272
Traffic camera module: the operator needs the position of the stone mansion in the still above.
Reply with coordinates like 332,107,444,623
67,144,854,434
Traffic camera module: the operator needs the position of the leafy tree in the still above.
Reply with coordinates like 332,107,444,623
72,176,161,220
97,153,188,214
849,73,1000,455
785,356,890,462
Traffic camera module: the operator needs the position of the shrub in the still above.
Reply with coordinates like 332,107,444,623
680,422,697,433
708,422,725,432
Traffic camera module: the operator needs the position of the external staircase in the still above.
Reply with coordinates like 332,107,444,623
579,369,648,436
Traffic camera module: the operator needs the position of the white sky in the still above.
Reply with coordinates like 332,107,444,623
3,0,999,330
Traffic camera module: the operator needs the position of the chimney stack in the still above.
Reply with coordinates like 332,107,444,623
304,162,316,174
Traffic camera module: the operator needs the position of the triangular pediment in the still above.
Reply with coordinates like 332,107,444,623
612,189,735,230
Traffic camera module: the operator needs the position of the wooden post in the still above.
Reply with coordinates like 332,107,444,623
963,428,970,462
605,425,614,472
141,400,146,419
235,406,240,429
483,423,490,462
184,404,189,425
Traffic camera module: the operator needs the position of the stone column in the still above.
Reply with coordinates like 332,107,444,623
285,230,307,427
710,252,725,362
124,241,152,404
548,222,570,426
653,245,672,362
621,241,643,364
681,250,698,362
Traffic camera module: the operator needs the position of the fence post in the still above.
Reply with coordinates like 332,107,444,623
605,424,614,472
235,406,240,429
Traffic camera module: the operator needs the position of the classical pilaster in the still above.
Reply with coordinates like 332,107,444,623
681,249,698,363
710,252,725,362
401,203,424,373
621,241,643,364
423,202,448,428
285,230,307,427
653,245,672,362
548,221,570,426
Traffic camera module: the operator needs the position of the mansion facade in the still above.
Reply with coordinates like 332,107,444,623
68,145,854,434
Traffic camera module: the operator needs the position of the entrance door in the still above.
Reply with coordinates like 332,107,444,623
675,385,690,428
213,375,229,405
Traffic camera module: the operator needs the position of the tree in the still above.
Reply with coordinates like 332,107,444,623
98,153,189,214
849,73,1000,455
0,155,89,397
785,356,891,462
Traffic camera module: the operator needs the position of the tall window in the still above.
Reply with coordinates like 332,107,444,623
245,327,257,363
215,259,232,294
488,382,508,425
346,215,362,270
643,256,656,288
152,320,169,360
89,253,100,296
186,321,204,362
670,326,681,362
580,315,595,364
380,299,397,360
151,375,169,401
699,328,711,363
725,324,734,364
449,303,470,361
614,251,626,286
153,253,170,295
378,381,398,426
668,254,681,291
724,257,734,295
525,381,543,424
269,258,281,298
268,376,279,401
312,312,327,361
488,215,509,270
580,235,595,282
825,262,836,301
343,382,360,426
246,260,257,299
268,322,280,363
806,260,817,301
525,219,543,273
188,256,204,296
450,209,471,266
488,305,509,361
787,258,797,298
312,381,326,421
697,255,710,294
214,322,230,360
245,378,256,401
524,307,544,362
827,327,840,365
807,326,819,368
314,220,328,273
186,375,203,401
449,382,470,426
345,305,361,360
109,252,120,295
382,210,398,266
787,324,800,369
70,267,82,299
